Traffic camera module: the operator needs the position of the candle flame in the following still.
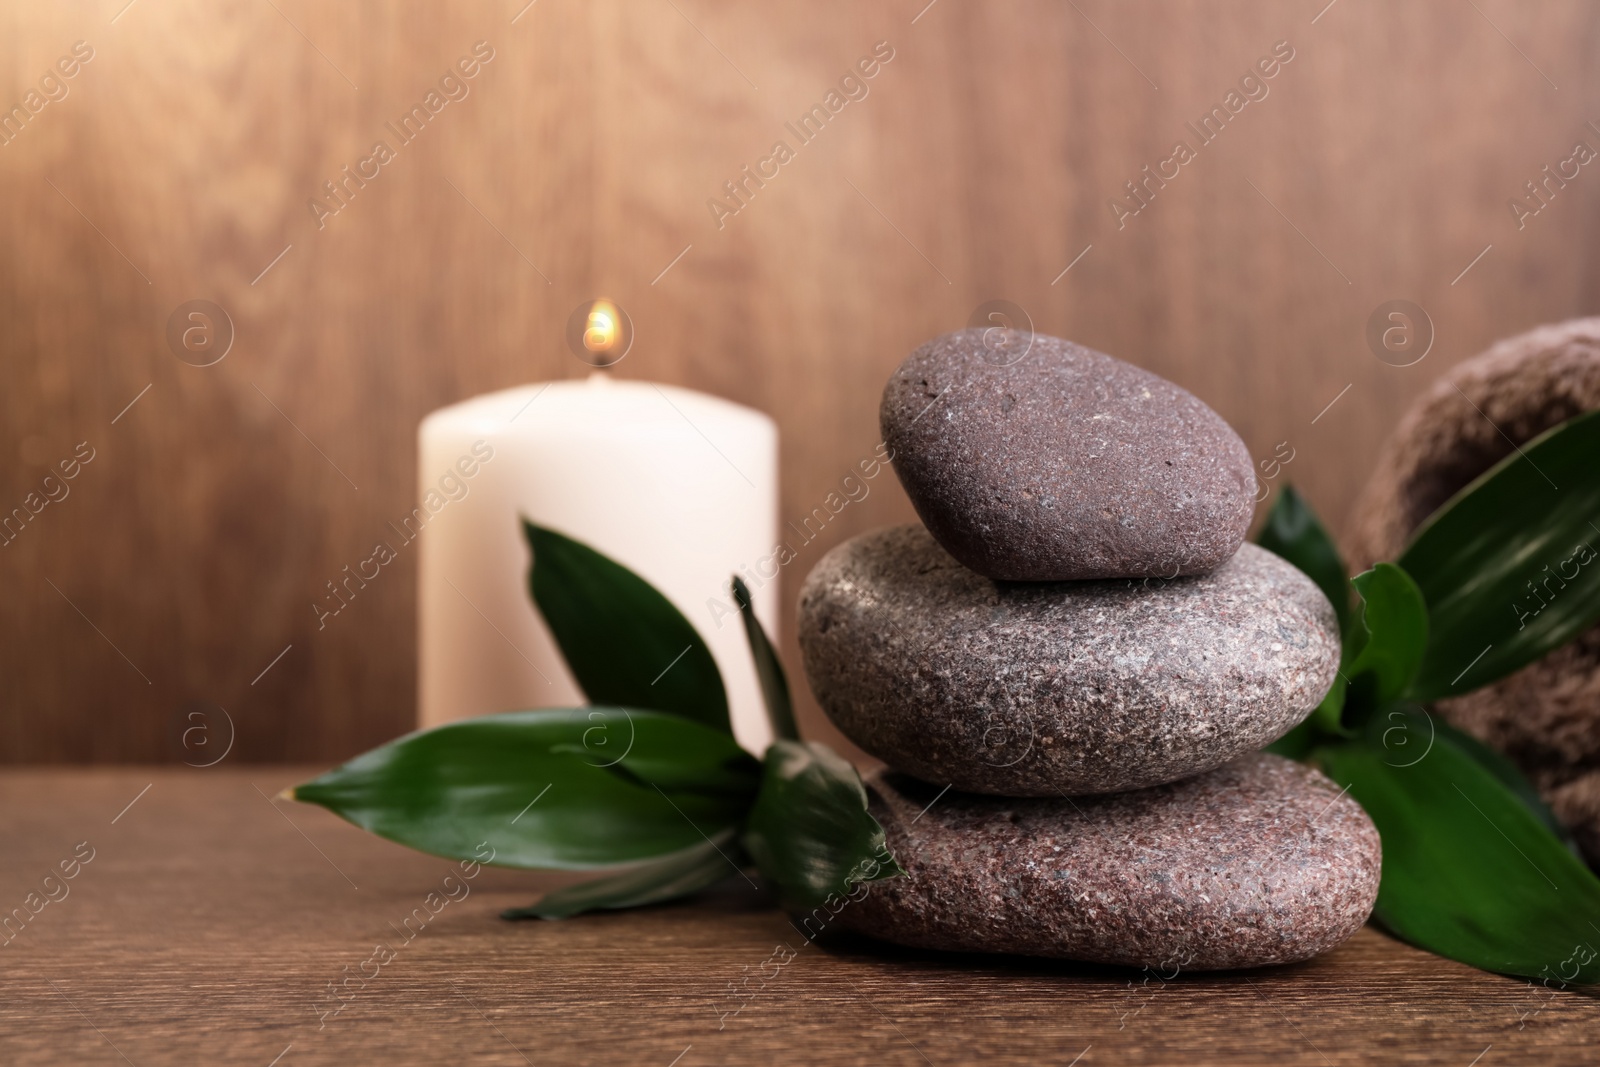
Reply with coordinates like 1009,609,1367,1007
583,299,621,355
565,297,632,368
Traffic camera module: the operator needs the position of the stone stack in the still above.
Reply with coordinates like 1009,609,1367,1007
798,329,1381,971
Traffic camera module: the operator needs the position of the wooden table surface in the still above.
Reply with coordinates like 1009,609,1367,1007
1,768,1595,1066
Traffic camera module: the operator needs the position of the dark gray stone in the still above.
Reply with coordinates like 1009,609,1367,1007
832,753,1380,971
881,328,1255,581
799,526,1340,795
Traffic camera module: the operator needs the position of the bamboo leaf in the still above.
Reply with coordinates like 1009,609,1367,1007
524,521,730,734
1430,717,1581,856
1314,710,1600,983
733,576,798,742
293,708,760,870
1345,564,1430,711
1399,410,1600,700
742,740,902,911
502,832,744,920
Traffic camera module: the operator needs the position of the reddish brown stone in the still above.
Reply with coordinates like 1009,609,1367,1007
833,753,1380,970
1348,317,1600,864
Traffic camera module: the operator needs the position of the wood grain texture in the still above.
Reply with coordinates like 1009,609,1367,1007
3,1,1600,762
0,766,1595,1066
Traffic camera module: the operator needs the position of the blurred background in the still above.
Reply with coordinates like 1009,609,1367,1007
2,0,1597,765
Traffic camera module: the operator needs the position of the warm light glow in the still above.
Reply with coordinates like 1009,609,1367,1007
583,299,620,354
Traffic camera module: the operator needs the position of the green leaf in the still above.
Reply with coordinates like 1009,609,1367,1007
1430,717,1581,856
742,740,903,911
293,708,760,870
547,739,757,799
523,521,730,734
502,832,744,920
1256,484,1351,636
1399,410,1600,701
1314,709,1600,984
1345,564,1430,710
733,576,798,742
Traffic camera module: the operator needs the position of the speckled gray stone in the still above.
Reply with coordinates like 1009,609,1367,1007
799,526,1340,795
881,328,1255,581
831,753,1380,970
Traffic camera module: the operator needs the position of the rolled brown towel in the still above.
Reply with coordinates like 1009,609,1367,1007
1348,317,1600,865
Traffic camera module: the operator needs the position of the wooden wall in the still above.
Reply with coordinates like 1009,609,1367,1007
4,0,1599,763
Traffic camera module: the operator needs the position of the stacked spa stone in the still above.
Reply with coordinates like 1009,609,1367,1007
798,329,1381,971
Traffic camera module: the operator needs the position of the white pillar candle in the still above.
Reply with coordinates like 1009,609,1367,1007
417,374,779,754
